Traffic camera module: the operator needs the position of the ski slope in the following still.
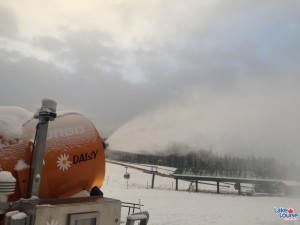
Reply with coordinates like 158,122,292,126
102,161,300,225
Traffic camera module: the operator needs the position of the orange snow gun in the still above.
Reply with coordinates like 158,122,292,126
0,99,105,201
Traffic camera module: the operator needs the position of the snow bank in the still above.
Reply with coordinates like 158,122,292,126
11,212,27,220
71,190,90,197
0,171,16,204
0,106,33,142
0,106,83,143
5,210,20,217
14,160,30,171
0,171,16,182
103,162,300,225
56,111,81,118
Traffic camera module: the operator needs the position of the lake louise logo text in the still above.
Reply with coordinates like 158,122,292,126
274,207,299,221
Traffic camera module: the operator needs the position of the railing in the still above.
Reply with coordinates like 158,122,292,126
121,201,144,215
122,202,149,225
126,211,149,225
174,168,261,179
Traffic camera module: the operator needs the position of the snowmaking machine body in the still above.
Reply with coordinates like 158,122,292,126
0,111,105,200
0,100,123,225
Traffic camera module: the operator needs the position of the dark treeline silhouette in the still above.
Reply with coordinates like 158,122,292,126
106,144,299,181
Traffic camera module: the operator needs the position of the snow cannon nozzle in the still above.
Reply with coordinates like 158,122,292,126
34,98,57,120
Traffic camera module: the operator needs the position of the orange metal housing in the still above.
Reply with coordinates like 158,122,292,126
0,113,105,201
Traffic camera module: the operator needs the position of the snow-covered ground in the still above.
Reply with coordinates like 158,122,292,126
102,161,300,225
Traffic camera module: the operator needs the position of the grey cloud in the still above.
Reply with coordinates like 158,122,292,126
33,36,64,52
1,0,300,162
0,43,167,136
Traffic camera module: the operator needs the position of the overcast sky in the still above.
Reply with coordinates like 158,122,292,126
0,0,299,162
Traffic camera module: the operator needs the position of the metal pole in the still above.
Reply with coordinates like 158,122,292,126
28,99,56,198
238,183,241,195
151,172,155,189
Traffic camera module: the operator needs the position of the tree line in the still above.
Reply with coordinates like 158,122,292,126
106,144,299,181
